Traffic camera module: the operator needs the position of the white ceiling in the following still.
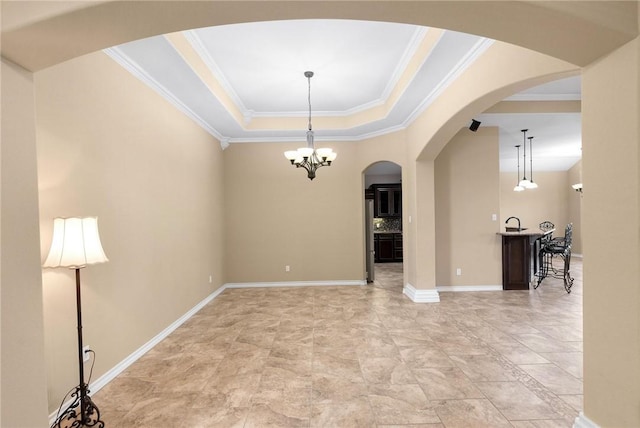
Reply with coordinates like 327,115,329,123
105,19,581,172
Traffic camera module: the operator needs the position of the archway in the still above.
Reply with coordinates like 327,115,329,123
363,161,403,284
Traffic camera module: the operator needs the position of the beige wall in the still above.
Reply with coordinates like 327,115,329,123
1,59,50,427
223,142,363,283
35,51,226,413
500,171,570,232
567,161,583,254
500,165,583,255
582,36,640,427
435,127,502,287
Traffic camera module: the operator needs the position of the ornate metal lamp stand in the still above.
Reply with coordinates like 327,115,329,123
51,269,104,428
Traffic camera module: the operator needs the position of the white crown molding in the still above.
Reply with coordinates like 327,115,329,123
103,47,227,144
574,412,600,428
379,27,430,109
437,285,502,292
403,283,440,303
108,31,493,145
184,30,249,113
403,37,494,127
226,122,407,144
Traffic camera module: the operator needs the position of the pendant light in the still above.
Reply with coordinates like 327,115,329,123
527,135,538,189
513,145,525,192
518,129,532,188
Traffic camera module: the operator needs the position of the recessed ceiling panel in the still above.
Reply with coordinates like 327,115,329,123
191,20,423,114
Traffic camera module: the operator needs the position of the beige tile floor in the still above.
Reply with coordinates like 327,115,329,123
95,259,583,427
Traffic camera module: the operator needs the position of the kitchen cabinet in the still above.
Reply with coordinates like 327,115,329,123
374,232,403,263
371,184,402,218
394,233,403,260
498,229,552,290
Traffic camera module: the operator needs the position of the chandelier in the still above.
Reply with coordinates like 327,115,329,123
284,71,337,180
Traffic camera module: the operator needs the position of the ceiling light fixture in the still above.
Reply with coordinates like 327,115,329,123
514,145,525,192
527,135,538,189
284,71,337,180
518,129,532,189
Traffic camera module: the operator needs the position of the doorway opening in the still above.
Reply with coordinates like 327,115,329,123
363,161,403,284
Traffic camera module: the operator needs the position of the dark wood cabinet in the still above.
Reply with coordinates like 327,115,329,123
371,184,402,218
374,232,403,263
394,233,403,260
501,235,531,290
500,231,551,290
376,234,394,262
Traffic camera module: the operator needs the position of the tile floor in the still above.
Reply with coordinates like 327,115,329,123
95,259,583,427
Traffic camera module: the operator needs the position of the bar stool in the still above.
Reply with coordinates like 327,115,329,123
535,223,574,293
538,220,555,246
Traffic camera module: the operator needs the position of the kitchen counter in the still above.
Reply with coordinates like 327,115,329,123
498,228,553,290
497,229,552,237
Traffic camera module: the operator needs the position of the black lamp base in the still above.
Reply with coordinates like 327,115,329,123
51,384,104,428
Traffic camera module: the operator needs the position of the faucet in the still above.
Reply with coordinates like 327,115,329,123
505,216,521,231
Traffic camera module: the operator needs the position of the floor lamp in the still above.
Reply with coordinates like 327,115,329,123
44,217,109,428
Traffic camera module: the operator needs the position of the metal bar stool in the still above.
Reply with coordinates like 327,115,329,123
535,223,574,293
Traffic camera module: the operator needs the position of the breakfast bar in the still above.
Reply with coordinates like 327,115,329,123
498,227,553,290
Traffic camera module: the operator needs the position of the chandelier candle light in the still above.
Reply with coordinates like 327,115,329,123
284,71,337,180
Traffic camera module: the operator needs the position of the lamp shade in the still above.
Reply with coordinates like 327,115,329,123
43,217,109,269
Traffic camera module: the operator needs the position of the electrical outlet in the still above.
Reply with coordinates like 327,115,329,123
209,275,212,284
456,268,462,276
492,214,497,221
285,265,290,272
83,345,91,362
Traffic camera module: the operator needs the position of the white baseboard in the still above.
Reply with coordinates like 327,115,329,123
437,285,502,292
48,284,227,425
226,279,366,288
403,283,440,303
574,412,599,428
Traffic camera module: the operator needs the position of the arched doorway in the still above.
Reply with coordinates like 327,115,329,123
363,161,403,283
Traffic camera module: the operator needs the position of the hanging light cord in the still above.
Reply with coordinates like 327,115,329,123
307,71,313,132
529,136,534,182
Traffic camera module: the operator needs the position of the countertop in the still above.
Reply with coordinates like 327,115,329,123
374,230,402,234
497,228,554,237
